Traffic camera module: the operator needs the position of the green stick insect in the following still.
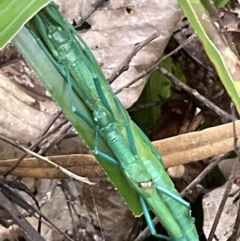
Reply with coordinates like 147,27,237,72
26,2,198,240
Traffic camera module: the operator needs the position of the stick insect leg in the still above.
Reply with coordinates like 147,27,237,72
140,197,171,241
65,71,96,128
155,185,190,208
31,15,57,57
93,131,120,166
66,73,121,167
93,75,114,117
92,76,137,156
64,72,121,167
56,13,107,82
113,96,137,155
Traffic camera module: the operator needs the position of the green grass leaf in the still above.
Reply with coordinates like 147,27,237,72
0,0,50,50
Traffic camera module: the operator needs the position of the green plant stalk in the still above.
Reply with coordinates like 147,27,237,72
12,26,142,216
178,0,240,113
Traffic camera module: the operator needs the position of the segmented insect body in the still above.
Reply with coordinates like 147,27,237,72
26,3,199,240
94,109,183,240
41,22,183,240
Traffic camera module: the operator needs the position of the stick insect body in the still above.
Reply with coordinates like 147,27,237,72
26,3,199,240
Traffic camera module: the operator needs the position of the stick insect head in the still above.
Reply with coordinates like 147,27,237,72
123,161,155,197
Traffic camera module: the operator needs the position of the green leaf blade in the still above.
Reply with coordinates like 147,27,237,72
13,26,142,216
0,0,50,49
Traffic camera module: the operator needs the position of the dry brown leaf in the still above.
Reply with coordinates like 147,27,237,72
203,183,240,240
0,71,58,143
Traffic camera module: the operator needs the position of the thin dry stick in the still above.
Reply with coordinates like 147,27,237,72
158,67,233,122
207,168,236,241
2,111,64,176
208,0,240,60
124,218,144,241
228,106,240,241
63,182,103,241
0,56,24,68
231,190,240,241
38,121,72,155
1,121,239,178
75,0,106,27
133,218,158,241
181,154,228,197
59,181,78,241
115,34,195,95
188,111,205,132
128,100,160,113
0,191,45,241
0,136,95,185
21,147,95,185
39,180,57,208
0,178,74,240
108,32,158,84
90,187,105,241
39,110,63,137
208,107,240,241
